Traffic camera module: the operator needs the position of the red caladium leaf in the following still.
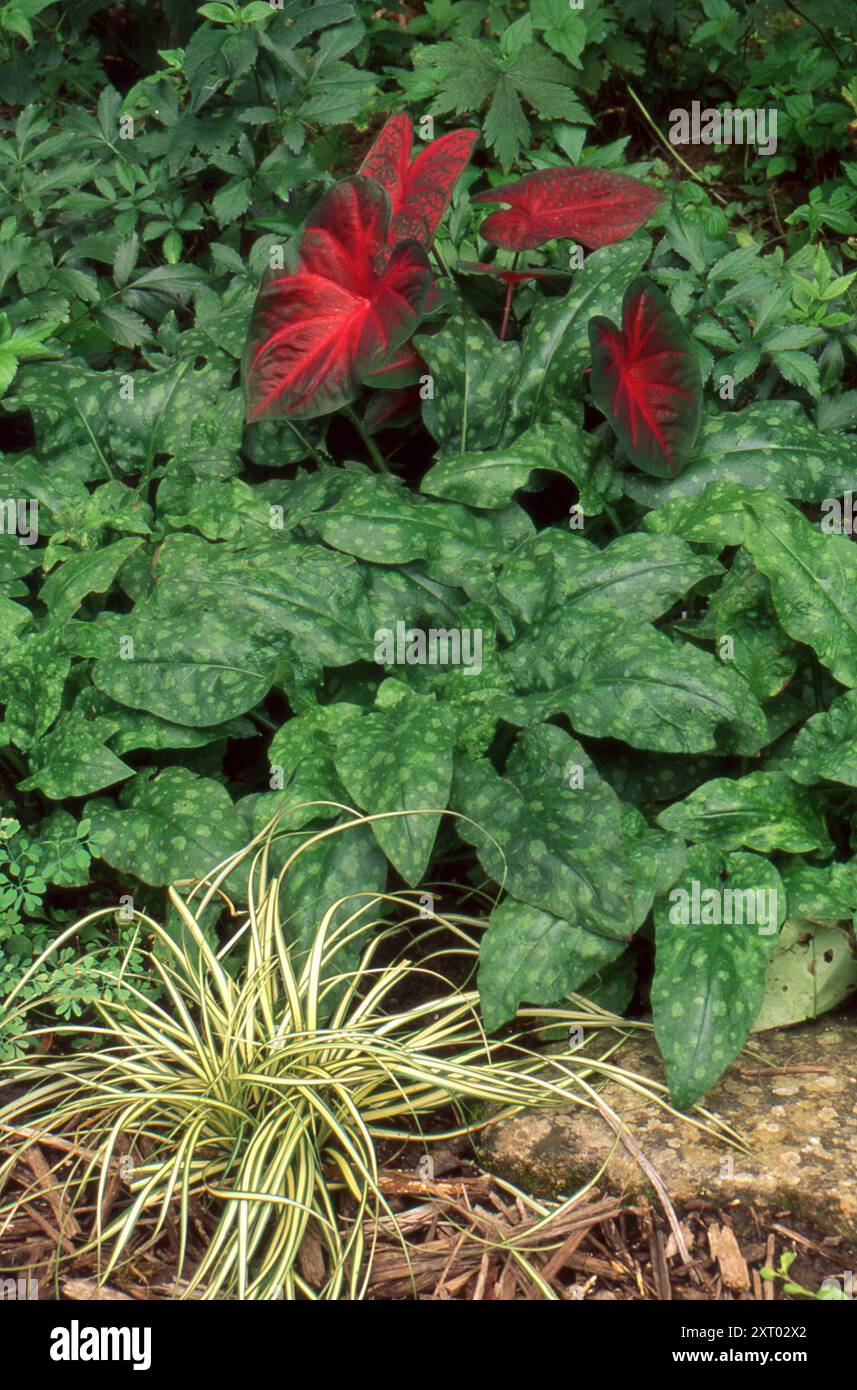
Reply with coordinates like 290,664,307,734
360,114,478,246
243,177,433,421
588,277,703,478
473,167,664,251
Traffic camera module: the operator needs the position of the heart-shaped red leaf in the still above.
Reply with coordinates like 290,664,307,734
473,166,663,251
360,115,478,246
588,278,703,477
243,177,432,421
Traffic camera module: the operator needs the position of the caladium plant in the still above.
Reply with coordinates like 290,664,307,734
589,278,703,477
359,113,479,248
243,177,433,421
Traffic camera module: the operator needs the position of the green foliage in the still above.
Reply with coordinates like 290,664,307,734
1,0,857,1111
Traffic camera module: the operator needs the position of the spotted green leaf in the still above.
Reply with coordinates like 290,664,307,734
415,306,519,456
453,725,637,938
333,686,455,885
656,771,833,854
19,715,133,799
496,527,721,628
653,847,784,1107
41,537,144,621
87,768,248,887
420,420,614,515
741,494,857,689
626,402,856,508
781,689,857,788
478,897,627,1032
504,238,650,437
706,549,796,701
500,615,767,755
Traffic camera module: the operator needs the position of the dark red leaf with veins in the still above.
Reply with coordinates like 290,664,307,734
243,177,432,422
588,278,702,478
360,115,478,246
473,167,664,251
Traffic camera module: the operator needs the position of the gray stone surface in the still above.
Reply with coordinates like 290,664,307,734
476,1012,857,1241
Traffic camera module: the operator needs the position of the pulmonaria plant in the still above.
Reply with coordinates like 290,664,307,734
235,119,857,1112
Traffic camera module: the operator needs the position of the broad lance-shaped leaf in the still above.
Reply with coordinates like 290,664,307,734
243,177,432,421
87,768,248,888
332,687,456,885
741,494,857,689
626,402,857,509
41,537,143,621
415,306,519,455
420,421,616,517
359,113,478,246
782,689,857,788
495,527,721,628
453,725,637,938
478,898,628,1032
499,614,766,755
589,277,702,478
652,847,784,1108
504,238,650,437
656,771,833,855
473,166,663,251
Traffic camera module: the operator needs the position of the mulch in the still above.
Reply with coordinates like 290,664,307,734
1,1126,852,1301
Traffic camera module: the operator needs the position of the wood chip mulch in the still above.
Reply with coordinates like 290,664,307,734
1,1131,852,1301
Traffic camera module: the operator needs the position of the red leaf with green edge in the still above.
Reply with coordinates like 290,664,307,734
473,167,664,251
243,177,433,421
588,278,703,478
360,115,478,246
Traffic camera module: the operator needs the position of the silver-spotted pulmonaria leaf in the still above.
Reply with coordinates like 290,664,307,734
642,480,757,546
453,724,636,938
741,494,857,689
752,919,857,1032
150,534,377,667
415,306,519,456
500,614,767,755
656,770,833,854
652,847,784,1108
504,238,650,438
333,686,455,885
706,549,796,701
0,533,41,599
0,627,71,750
778,857,857,924
497,527,721,629
18,715,133,799
477,896,628,1032
625,401,856,508
253,704,363,830
157,468,283,546
420,421,617,516
783,689,857,788
621,801,687,926
86,768,248,887
92,610,281,727
41,538,144,622
13,355,244,477
310,473,499,590
278,815,387,964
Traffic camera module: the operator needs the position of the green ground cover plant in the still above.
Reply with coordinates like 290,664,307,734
1,0,856,1112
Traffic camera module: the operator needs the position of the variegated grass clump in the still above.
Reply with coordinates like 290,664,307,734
0,810,732,1300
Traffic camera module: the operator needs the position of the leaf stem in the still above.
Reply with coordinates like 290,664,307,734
499,252,520,341
345,405,390,475
624,84,728,208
